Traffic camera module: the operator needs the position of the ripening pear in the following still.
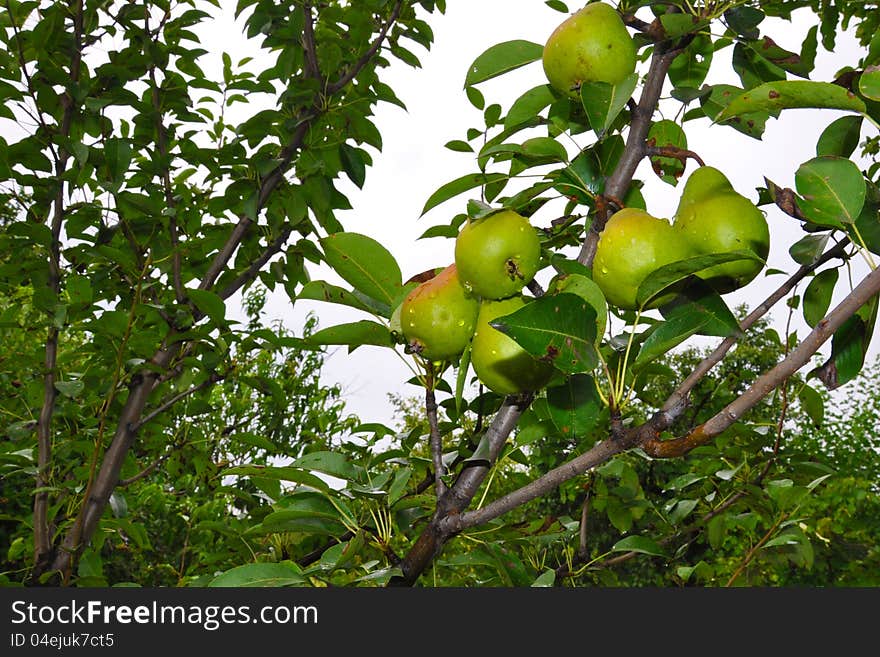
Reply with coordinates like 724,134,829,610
400,264,479,362
542,2,637,99
470,296,555,395
673,166,770,294
454,210,542,300
593,207,692,311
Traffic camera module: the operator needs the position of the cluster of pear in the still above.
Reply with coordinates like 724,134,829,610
399,210,555,395
594,166,771,310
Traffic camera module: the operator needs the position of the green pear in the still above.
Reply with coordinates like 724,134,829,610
400,264,479,362
673,166,770,294
542,2,636,99
471,296,555,395
593,208,692,311
454,210,542,300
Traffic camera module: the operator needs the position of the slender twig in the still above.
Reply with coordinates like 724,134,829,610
130,373,223,434
327,0,405,95
424,363,447,498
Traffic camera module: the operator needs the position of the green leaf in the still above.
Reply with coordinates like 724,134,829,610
531,569,556,587
579,73,638,137
320,232,402,306
421,172,508,216
505,84,556,129
305,320,393,350
491,293,599,375
634,312,709,368
222,465,330,492
795,156,866,227
859,66,880,101
611,535,668,558
803,268,839,327
659,280,740,338
716,81,867,122
292,450,364,482
520,136,568,162
103,138,132,185
387,467,412,506
700,84,768,139
636,251,763,309
207,562,305,587
187,288,228,325
816,116,863,158
54,380,84,398
647,119,688,185
464,40,544,87
798,384,825,427
812,297,878,390
789,233,830,265
297,280,388,316
668,34,713,89
545,374,603,440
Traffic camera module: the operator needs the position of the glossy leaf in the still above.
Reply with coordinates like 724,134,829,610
647,119,688,185
795,156,866,227
298,280,388,316
579,72,638,137
659,281,740,338
859,66,880,101
305,320,393,350
491,293,599,374
421,172,508,216
803,268,839,327
816,116,863,157
545,374,603,440
320,233,402,306
464,40,544,87
717,80,867,122
636,251,764,309
634,311,710,368
505,84,556,129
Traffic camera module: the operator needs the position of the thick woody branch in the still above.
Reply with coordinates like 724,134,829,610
577,43,681,268
302,1,322,81
643,262,880,458
33,0,85,577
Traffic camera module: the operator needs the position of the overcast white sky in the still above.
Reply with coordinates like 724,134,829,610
224,1,872,427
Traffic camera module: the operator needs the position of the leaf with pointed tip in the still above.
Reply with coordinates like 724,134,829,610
795,156,866,228
298,280,389,316
803,268,839,327
320,232,402,307
464,40,544,87
659,280,740,338
208,562,305,587
636,251,764,309
611,535,669,558
305,320,394,351
545,374,603,440
716,80,866,122
491,294,599,375
421,172,508,216
634,312,710,368
579,73,638,137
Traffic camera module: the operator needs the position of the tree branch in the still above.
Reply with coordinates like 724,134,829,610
425,364,447,498
643,262,880,458
577,42,681,268
33,0,85,578
327,0,405,95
